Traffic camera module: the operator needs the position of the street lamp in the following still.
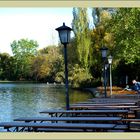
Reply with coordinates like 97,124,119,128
56,22,72,110
108,55,113,97
100,46,108,98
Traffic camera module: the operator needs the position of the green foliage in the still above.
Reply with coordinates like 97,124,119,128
31,45,64,82
30,55,47,81
72,8,92,69
0,53,11,80
11,39,38,57
91,9,113,52
107,8,140,64
103,8,140,85
11,39,38,80
68,64,93,88
67,38,79,65
55,71,64,83
89,9,114,79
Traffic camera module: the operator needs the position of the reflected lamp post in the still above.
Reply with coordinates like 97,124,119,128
56,22,72,110
108,55,113,97
100,46,108,98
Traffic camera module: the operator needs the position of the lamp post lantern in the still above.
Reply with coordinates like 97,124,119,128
100,46,108,98
108,55,113,97
56,22,72,110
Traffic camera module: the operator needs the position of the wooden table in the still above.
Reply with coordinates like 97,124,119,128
40,109,129,118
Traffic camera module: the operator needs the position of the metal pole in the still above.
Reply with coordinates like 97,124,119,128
110,64,112,97
104,61,107,98
63,44,69,110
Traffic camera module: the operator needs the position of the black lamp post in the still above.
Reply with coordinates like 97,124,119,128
100,46,108,98
56,22,72,110
108,55,113,97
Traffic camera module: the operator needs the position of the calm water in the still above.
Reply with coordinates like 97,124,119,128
0,83,93,122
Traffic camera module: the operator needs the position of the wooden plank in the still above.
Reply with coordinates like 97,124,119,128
71,105,138,107
77,101,136,104
88,98,139,103
114,124,128,130
0,122,116,132
72,103,136,106
14,116,122,122
122,119,140,122
40,109,129,118
37,128,84,132
40,109,129,114
89,97,139,100
70,105,139,110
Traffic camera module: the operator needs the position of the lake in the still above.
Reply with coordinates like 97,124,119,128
0,83,93,122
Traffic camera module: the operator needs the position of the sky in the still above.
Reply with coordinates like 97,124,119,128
0,8,74,55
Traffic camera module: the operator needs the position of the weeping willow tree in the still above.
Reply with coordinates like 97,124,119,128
72,8,92,69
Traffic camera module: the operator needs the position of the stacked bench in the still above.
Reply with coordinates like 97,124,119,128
0,109,129,132
0,97,140,132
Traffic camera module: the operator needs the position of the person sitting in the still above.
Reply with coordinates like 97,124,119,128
132,79,140,94
124,85,132,91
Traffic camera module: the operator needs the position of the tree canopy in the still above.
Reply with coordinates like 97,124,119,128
0,8,139,87
11,39,38,79
107,8,140,64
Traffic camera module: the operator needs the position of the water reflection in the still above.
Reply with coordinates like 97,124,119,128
0,83,92,122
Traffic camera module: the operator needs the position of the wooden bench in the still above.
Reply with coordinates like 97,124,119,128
0,122,118,132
